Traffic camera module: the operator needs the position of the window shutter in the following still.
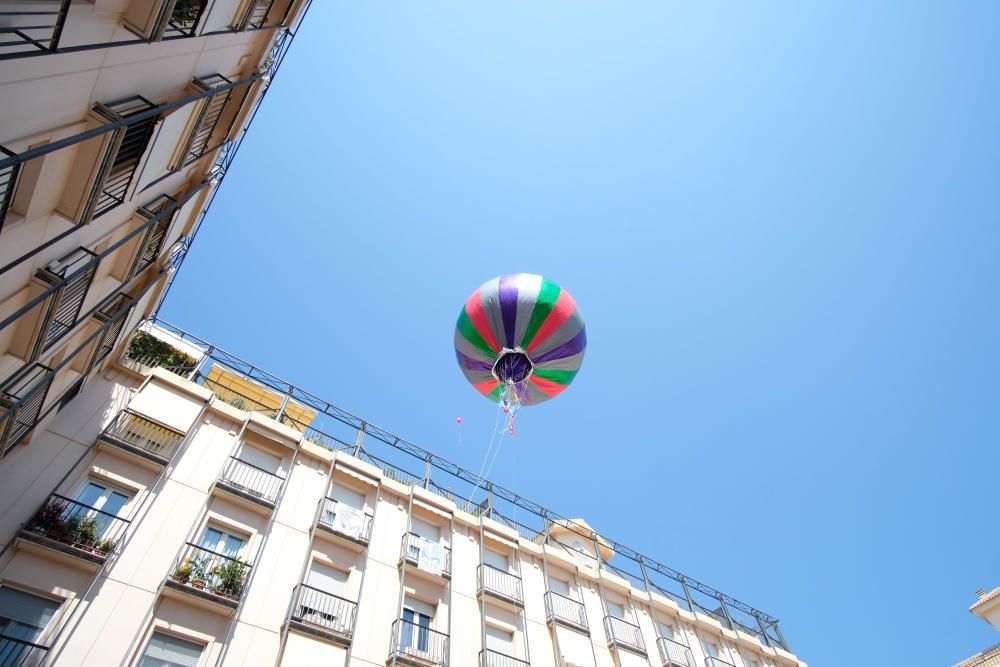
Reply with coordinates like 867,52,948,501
0,587,59,633
140,632,203,666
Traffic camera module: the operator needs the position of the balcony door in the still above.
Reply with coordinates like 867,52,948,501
401,598,434,653
408,516,440,559
237,444,281,475
301,562,349,631
483,547,508,572
199,526,244,557
485,625,515,657
75,480,130,538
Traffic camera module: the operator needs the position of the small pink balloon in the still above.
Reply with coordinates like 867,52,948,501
455,417,462,424
503,406,509,414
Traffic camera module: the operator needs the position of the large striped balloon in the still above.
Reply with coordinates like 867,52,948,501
455,274,586,406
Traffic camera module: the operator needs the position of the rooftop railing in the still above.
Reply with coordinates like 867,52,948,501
289,584,356,639
389,618,448,667
169,542,252,603
544,590,588,631
0,634,50,666
0,1,71,58
218,456,284,505
657,637,695,667
401,533,451,577
479,649,529,667
22,493,130,560
477,564,523,605
101,409,184,462
317,498,373,544
605,615,646,654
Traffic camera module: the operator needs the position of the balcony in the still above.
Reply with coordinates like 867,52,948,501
400,533,451,579
316,497,373,545
124,196,176,281
657,637,695,667
0,634,50,666
479,649,528,667
388,618,448,667
0,145,20,231
99,409,184,464
0,363,53,456
164,0,208,38
0,1,71,59
544,590,588,633
19,493,130,564
288,584,357,645
167,542,251,608
604,615,646,655
705,658,735,667
35,247,99,356
477,564,523,607
216,456,284,508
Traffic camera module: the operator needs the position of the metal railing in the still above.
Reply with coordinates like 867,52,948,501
90,97,158,220
479,649,528,667
389,618,448,666
169,542,252,601
0,634,50,666
120,353,196,378
102,409,184,461
401,533,451,576
605,615,645,653
290,584,356,637
164,0,208,38
0,363,53,455
657,637,695,667
544,590,588,629
316,498,373,543
477,564,523,604
0,0,71,58
0,145,20,231
36,247,99,353
200,375,278,416
218,456,284,504
23,493,130,557
705,658,736,667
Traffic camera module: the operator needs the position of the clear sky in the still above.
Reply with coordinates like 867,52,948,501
161,2,1000,664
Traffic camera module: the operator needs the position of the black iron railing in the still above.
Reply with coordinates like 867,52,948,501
183,75,234,164
544,590,588,630
36,247,99,354
290,584,356,637
0,145,20,231
657,637,694,667
479,649,528,667
218,456,284,504
170,542,251,601
164,0,208,38
401,532,451,576
389,618,448,666
0,634,50,666
90,97,158,220
244,0,277,29
127,196,177,279
102,409,184,461
0,363,53,456
477,564,523,604
23,493,130,558
0,0,71,59
317,498,373,543
605,615,645,653
705,657,735,667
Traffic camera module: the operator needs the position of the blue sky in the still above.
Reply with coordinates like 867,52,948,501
161,2,1000,664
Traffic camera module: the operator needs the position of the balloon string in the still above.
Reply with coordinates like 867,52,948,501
469,400,504,503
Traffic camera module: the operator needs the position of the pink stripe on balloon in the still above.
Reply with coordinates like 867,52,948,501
474,379,500,395
526,288,576,354
466,289,500,353
529,375,569,398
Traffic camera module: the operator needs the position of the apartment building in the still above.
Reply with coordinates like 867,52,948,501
953,588,1000,667
0,0,311,461
0,320,809,667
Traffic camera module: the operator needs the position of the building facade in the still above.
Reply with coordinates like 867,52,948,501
954,588,1000,667
0,320,809,667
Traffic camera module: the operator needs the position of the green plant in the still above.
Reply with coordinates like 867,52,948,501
210,559,248,597
126,331,195,370
171,0,204,24
95,538,117,555
74,516,99,546
225,396,247,410
27,499,69,535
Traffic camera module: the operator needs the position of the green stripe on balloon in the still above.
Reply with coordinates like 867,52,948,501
486,383,502,401
532,368,578,385
457,309,495,357
519,278,561,350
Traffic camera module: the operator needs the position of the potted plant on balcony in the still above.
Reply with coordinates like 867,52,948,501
210,559,247,598
95,538,117,555
26,499,70,537
74,516,99,549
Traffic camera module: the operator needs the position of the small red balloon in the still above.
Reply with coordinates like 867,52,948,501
455,417,462,424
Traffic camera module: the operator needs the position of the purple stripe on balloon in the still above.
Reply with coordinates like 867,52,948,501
531,327,587,364
455,350,493,372
498,274,519,348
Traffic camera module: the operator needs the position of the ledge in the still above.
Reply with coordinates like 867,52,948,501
150,367,213,402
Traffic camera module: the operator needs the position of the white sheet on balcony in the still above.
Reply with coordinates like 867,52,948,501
331,503,365,539
417,538,445,576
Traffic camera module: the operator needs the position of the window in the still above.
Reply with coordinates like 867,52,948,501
198,526,244,557
299,562,349,629
0,586,60,643
306,562,347,596
548,575,570,597
75,479,131,538
706,642,720,658
483,547,508,572
606,601,625,619
138,631,203,667
407,516,440,560
401,598,434,653
657,622,674,640
485,625,514,655
236,444,280,474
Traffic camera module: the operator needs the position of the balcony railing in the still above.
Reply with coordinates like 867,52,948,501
477,564,523,605
101,409,184,462
0,634,50,666
163,0,208,38
289,584,357,639
90,97,158,220
0,145,20,231
479,649,528,667
36,247,99,354
169,542,252,603
0,363,53,456
657,637,695,667
544,590,588,630
401,533,451,577
218,456,284,505
705,658,735,667
316,498,373,544
389,618,448,667
605,615,646,654
0,0,71,59
22,493,130,561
